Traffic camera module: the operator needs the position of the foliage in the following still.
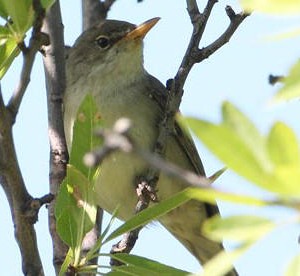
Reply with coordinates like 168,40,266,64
52,0,300,274
0,0,54,78
241,0,300,103
0,0,299,275
55,94,100,274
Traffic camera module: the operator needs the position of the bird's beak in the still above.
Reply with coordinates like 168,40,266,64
126,17,160,40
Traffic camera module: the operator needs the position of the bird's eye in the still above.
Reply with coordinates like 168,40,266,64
96,36,110,49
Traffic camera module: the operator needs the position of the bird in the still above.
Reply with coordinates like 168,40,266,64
63,17,237,275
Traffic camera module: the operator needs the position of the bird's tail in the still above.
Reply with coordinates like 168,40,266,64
159,200,238,275
166,226,238,276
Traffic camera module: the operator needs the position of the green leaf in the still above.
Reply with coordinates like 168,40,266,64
240,0,300,14
285,254,300,276
41,0,56,9
187,188,267,206
184,102,300,196
199,245,250,276
109,254,189,276
184,116,271,187
55,165,97,259
267,122,300,166
222,101,270,170
84,210,118,262
0,37,19,79
0,0,34,35
268,165,300,195
70,94,103,179
0,26,11,45
266,122,300,195
104,189,192,243
58,248,74,276
265,28,300,41
104,187,267,246
202,215,275,242
272,60,300,103
0,1,9,19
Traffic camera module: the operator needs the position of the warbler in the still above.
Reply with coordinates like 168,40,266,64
64,17,237,275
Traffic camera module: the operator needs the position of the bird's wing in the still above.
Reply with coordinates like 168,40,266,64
145,73,219,217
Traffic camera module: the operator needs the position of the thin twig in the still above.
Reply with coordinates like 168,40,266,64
7,0,48,122
84,119,300,211
103,0,117,11
269,74,284,85
195,6,249,62
82,0,117,30
85,118,213,189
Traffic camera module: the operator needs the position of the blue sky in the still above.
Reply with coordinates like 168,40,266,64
1,0,300,275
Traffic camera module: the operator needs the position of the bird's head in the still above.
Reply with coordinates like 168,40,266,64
66,17,160,82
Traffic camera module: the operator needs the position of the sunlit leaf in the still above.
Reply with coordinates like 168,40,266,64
199,245,250,276
0,1,8,19
0,37,19,79
183,102,300,196
70,94,103,179
183,116,271,187
0,0,34,36
58,248,74,276
267,122,300,166
222,101,270,170
202,215,275,242
187,188,267,206
268,165,300,195
104,189,192,243
272,60,300,102
285,254,300,276
240,0,300,14
55,165,97,250
109,254,189,275
265,28,300,41
41,0,56,9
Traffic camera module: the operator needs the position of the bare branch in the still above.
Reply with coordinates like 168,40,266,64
82,0,117,30
41,0,69,273
84,118,213,188
0,174,44,276
0,1,51,275
103,0,117,11
194,7,249,63
187,0,216,48
24,194,55,224
7,0,48,122
269,74,284,85
0,121,45,275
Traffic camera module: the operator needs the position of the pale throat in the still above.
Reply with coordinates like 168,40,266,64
90,43,147,125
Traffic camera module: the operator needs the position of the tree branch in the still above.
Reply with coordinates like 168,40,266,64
41,1,69,274
194,6,249,63
82,0,117,30
0,1,52,275
7,0,48,123
84,118,213,188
